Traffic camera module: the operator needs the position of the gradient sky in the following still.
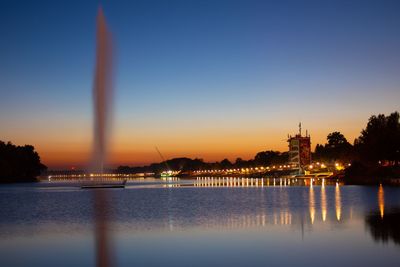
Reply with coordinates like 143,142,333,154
1,0,400,169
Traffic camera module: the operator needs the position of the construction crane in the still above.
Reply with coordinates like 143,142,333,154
155,146,171,172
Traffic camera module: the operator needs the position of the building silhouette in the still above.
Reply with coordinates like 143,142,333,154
288,123,311,171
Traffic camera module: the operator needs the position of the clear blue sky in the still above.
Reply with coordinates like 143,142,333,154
1,0,400,168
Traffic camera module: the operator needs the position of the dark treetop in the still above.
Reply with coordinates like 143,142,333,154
0,141,47,183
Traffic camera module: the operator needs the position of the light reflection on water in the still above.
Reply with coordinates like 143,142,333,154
336,182,342,221
321,182,327,222
309,183,315,224
1,179,400,267
379,184,385,218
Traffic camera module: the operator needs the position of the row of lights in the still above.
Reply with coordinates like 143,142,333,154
308,162,351,170
194,165,298,174
48,173,154,178
195,161,353,174
49,162,353,178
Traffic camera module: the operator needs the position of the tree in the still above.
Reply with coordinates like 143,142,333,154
234,157,248,168
355,112,400,165
220,158,233,169
327,132,349,148
254,151,288,166
0,141,47,182
313,132,354,163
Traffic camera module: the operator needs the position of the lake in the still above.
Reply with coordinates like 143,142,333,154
1,178,400,267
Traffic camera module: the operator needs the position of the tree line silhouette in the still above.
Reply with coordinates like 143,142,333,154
313,131,355,163
117,150,289,175
118,111,399,183
314,111,399,167
345,111,400,184
0,141,47,183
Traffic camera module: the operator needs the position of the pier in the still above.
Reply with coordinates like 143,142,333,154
195,176,338,187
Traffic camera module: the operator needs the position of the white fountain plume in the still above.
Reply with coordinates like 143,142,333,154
91,5,113,175
91,6,115,267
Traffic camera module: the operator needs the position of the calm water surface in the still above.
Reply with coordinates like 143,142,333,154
1,178,400,267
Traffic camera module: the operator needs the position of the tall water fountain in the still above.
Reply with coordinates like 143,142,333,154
91,6,113,175
91,6,114,267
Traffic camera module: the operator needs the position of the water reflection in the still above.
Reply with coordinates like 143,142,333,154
2,182,400,267
194,177,338,187
378,184,385,218
366,209,400,246
364,185,400,247
309,184,315,224
321,181,327,222
335,183,341,221
94,190,114,267
0,182,354,237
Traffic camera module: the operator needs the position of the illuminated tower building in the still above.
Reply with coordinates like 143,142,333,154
287,123,311,171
